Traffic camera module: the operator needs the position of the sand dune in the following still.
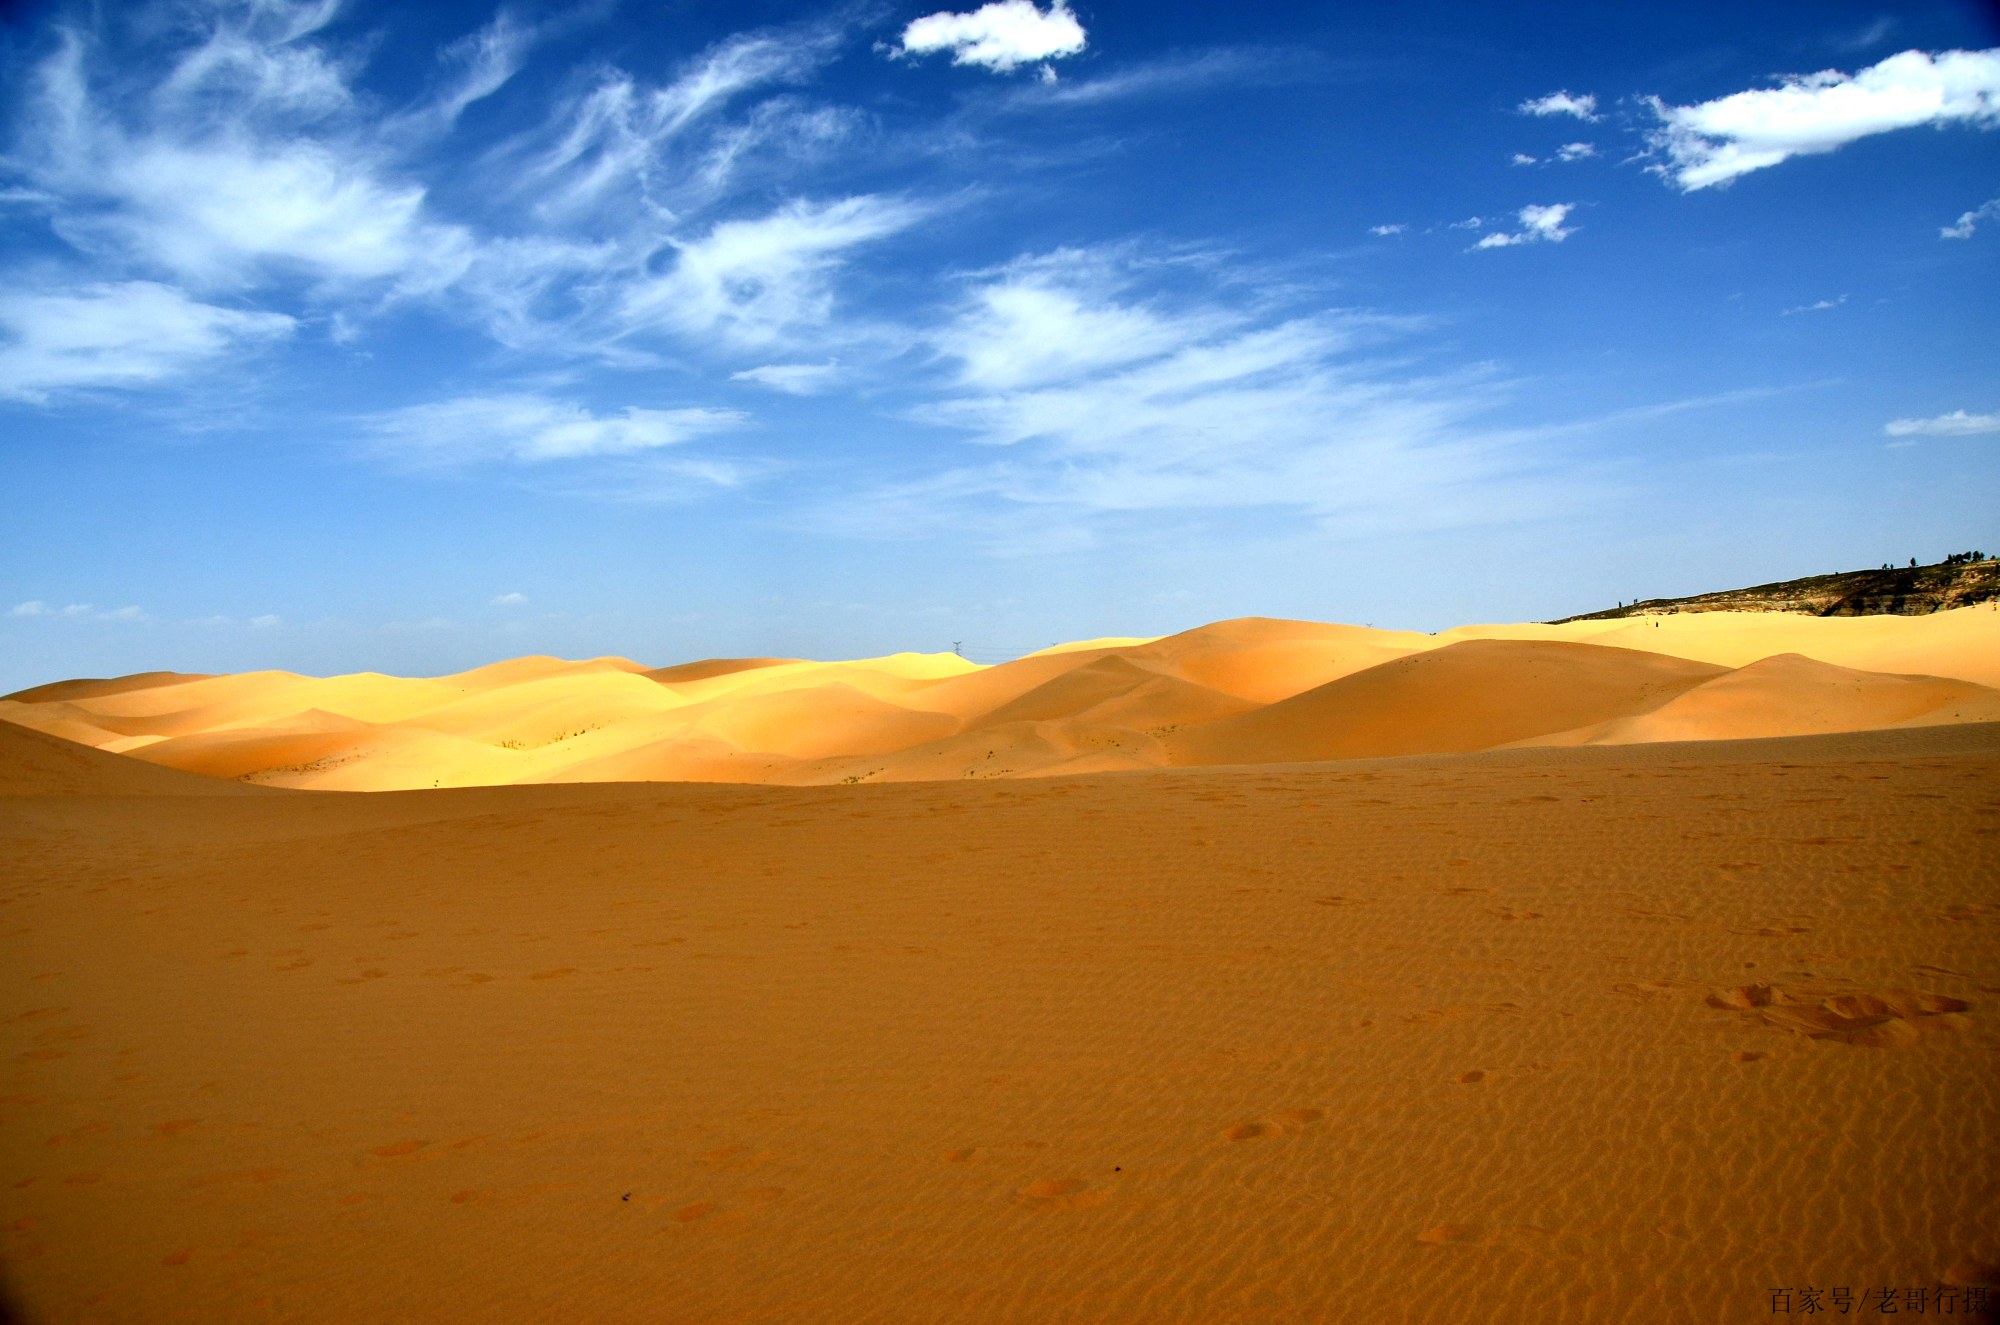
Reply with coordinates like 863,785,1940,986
1163,639,1728,765
0,715,268,797
5,614,1999,1322
3,607,1998,790
1533,653,2000,746
3,719,1995,1323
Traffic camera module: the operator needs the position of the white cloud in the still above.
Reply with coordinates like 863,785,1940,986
17,18,473,295
0,281,295,401
825,247,1561,547
1519,91,1599,121
1000,48,1307,109
4,8,916,369
367,393,747,466
249,614,283,628
1884,408,2000,437
1782,295,1846,315
1368,223,1406,236
1448,216,1484,230
520,31,841,224
938,251,1233,392
1648,48,2000,190
1472,203,1576,250
619,195,924,348
433,12,536,128
75,141,472,292
156,0,353,119
1838,18,1898,54
892,0,1087,74
731,361,842,394
1510,153,1539,166
491,592,528,606
1942,196,2000,238
1556,141,1596,161
8,600,149,622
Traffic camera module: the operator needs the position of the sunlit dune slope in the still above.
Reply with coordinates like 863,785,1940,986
3,607,1997,789
1530,653,2000,747
1161,639,1729,765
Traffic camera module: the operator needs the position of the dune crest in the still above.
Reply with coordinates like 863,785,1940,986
3,607,1997,790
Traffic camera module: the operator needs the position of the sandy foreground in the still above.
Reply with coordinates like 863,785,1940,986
3,611,1999,1322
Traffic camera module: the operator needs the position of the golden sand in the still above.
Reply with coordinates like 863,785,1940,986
4,609,1997,791
2,609,1997,1322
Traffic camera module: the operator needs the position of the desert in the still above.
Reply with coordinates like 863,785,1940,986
4,607,1999,1323
5,0,1998,1320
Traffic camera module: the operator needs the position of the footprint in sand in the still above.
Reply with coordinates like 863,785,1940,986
698,1145,776,1172
1014,1178,1106,1211
1705,984,1970,1047
667,1188,785,1225
1223,1108,1324,1141
1417,1224,1480,1244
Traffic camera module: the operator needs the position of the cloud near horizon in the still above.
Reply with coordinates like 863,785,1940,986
1649,48,2000,190
10,600,149,622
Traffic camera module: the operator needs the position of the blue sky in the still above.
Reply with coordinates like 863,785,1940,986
2,0,1996,687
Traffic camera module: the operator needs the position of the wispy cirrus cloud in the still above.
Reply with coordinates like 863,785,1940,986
731,361,842,394
996,47,1326,109
365,393,746,467
13,14,473,296
510,28,848,227
429,11,539,129
820,246,1568,548
1648,48,2000,190
2,1,898,389
0,280,294,402
616,195,927,350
